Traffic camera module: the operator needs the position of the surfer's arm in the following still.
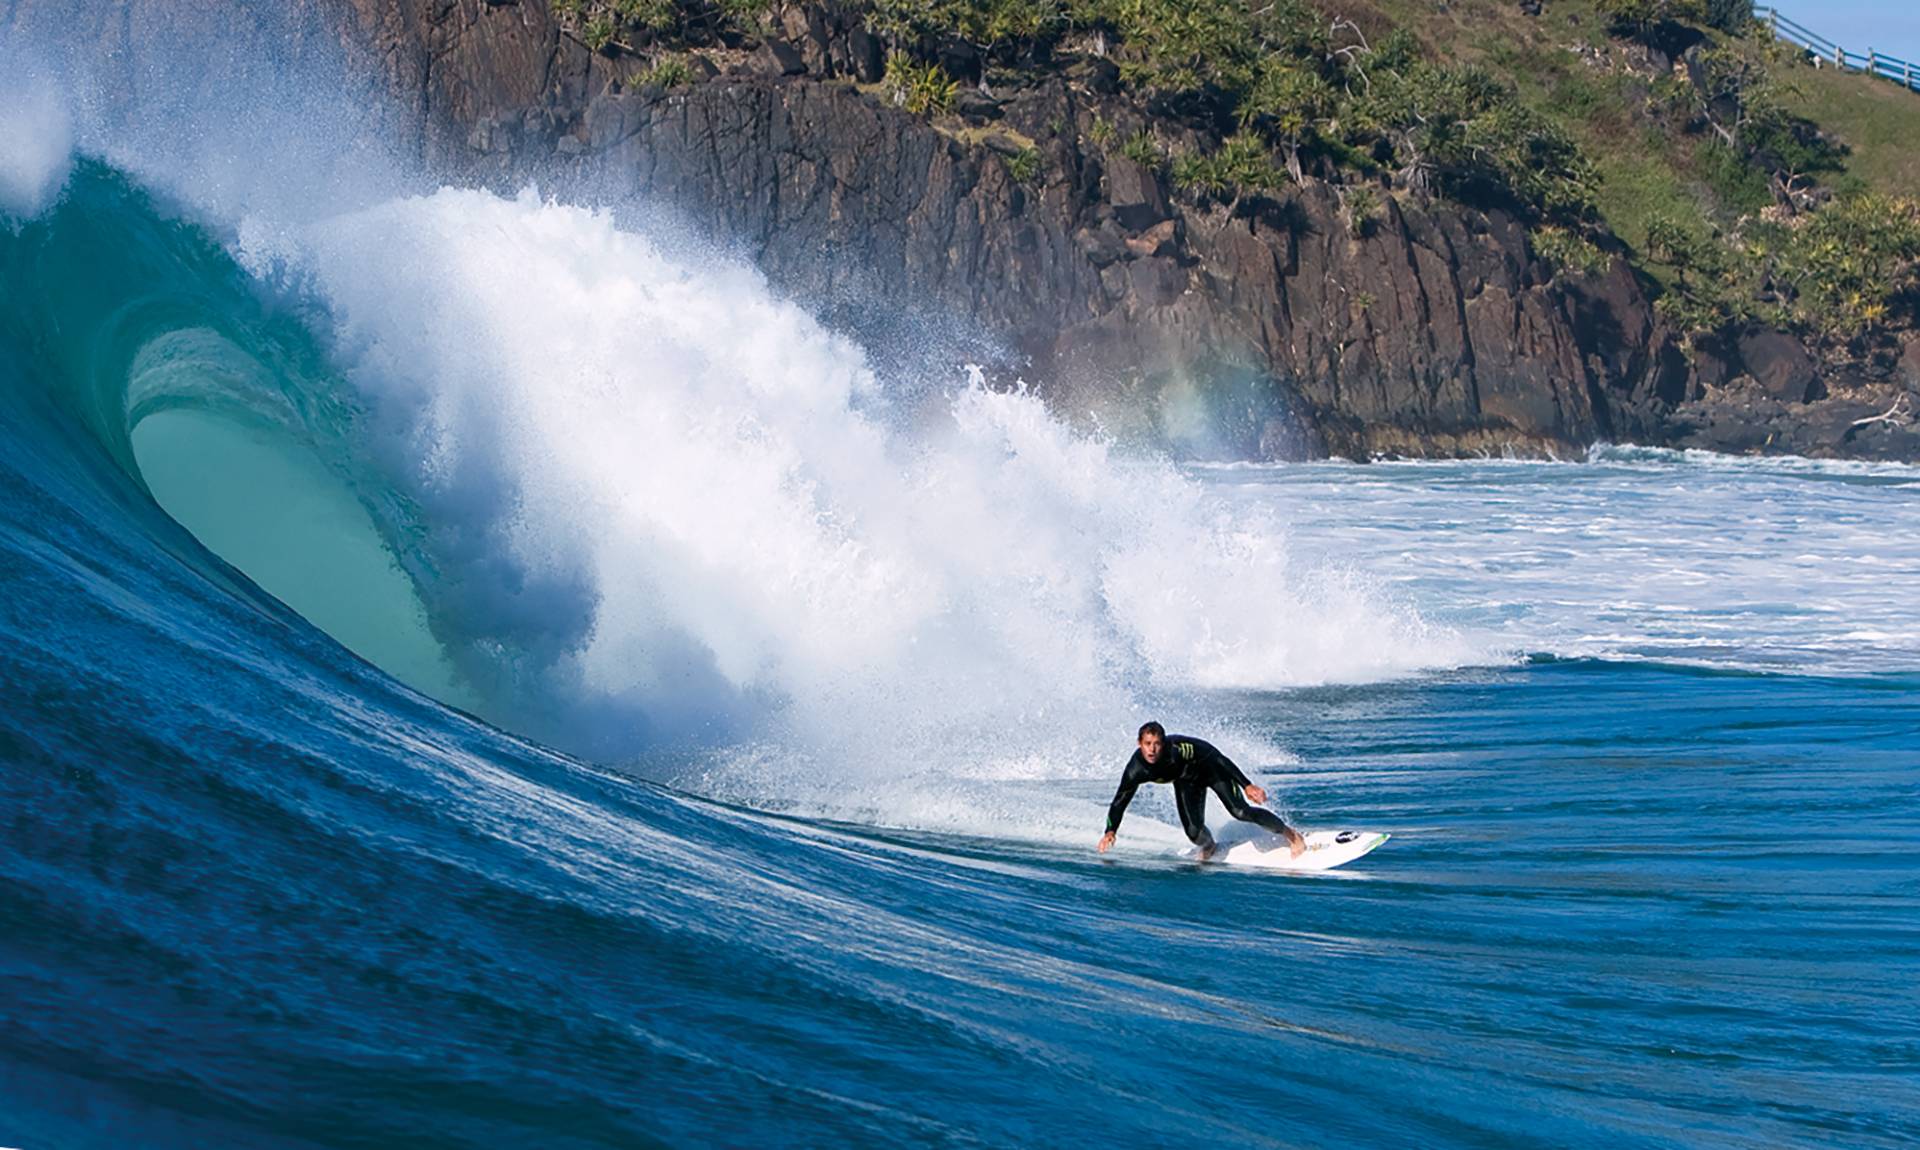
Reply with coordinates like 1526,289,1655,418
1099,763,1146,848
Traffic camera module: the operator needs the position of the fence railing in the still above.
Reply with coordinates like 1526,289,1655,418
1754,6,1920,94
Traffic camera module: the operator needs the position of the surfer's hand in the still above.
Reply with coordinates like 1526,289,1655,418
1244,784,1268,805
1097,832,1115,853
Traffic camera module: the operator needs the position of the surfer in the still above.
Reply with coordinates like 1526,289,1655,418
1097,722,1305,861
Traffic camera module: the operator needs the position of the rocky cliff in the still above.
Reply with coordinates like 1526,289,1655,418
13,0,1920,460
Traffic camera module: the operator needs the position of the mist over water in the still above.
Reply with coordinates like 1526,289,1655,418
0,64,74,219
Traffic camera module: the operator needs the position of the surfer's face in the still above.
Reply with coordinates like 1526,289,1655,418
1139,730,1164,763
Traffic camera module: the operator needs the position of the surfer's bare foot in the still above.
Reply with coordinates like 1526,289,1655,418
1195,843,1217,863
1286,832,1305,858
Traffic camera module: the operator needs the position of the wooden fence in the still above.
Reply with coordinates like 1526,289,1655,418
1753,6,1920,93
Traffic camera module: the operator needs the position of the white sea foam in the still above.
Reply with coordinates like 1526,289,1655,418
0,66,73,220
1210,453,1920,677
236,187,1478,808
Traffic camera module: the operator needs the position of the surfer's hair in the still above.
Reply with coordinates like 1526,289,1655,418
1137,721,1165,742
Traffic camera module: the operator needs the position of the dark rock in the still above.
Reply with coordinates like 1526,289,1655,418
1105,156,1168,232
1075,57,1120,95
755,39,808,77
1124,219,1178,259
688,53,719,81
779,5,831,77
848,25,884,83
1736,329,1819,403
937,41,979,85
1128,256,1186,307
1075,221,1130,268
954,90,1003,122
1689,333,1735,392
1898,339,1920,391
466,114,517,153
979,131,1026,157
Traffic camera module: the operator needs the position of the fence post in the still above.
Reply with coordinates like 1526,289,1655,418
1869,49,1877,78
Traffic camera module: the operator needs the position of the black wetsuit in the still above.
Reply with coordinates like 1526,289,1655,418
1105,735,1293,851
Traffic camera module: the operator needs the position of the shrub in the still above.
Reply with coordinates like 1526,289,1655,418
884,53,960,115
1352,62,1595,223
1645,214,1719,281
614,0,679,32
1702,0,1755,35
1005,146,1044,183
1766,193,1920,342
1072,0,1266,100
644,54,694,88
1641,213,1743,332
582,14,619,51
1531,225,1610,277
861,0,1595,228
1344,185,1379,238
557,0,765,52
718,0,776,29
1642,193,1920,342
870,0,1065,58
1171,133,1282,200
1596,0,1708,42
1119,129,1162,167
1699,139,1773,216
1244,63,1334,183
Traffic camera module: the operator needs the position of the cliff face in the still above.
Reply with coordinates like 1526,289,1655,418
13,0,1920,460
319,0,1686,460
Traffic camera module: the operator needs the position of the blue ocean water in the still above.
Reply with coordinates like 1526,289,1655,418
4,157,1919,1149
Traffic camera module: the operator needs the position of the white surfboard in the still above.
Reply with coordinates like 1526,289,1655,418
1190,828,1390,871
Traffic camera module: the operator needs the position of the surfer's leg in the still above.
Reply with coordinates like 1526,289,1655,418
1173,778,1215,857
1211,775,1292,837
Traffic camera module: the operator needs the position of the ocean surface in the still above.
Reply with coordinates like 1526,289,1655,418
4,88,1919,1150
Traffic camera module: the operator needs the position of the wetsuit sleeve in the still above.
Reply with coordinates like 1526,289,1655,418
1105,759,1147,835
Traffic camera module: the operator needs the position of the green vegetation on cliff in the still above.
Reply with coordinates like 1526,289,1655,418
548,0,1920,356
1356,0,1920,354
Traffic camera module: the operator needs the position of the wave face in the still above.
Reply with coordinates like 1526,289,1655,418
4,58,1920,1150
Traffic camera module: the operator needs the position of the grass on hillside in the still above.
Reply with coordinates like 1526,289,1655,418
1343,0,1920,267
1779,60,1920,192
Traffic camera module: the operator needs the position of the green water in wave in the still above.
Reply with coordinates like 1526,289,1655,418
5,159,475,711
131,408,472,706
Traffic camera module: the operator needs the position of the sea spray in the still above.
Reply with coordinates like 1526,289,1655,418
235,185,1479,818
0,64,73,221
